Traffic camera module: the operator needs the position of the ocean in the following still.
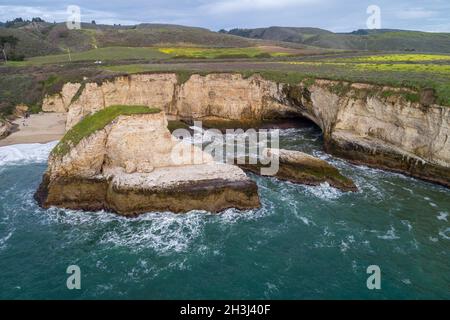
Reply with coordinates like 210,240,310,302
0,124,449,299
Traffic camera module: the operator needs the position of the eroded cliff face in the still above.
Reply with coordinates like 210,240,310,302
44,73,450,187
43,73,301,130
0,120,12,138
287,80,450,186
42,83,81,113
36,111,260,215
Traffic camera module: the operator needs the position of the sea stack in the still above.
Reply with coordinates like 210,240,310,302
239,148,357,192
35,105,260,215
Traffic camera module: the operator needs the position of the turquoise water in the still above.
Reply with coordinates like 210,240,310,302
0,125,449,299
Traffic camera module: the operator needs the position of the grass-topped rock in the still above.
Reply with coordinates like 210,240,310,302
36,108,260,215
52,105,160,156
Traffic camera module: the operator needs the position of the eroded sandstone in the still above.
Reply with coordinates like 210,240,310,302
289,80,450,187
0,120,12,138
45,73,450,187
35,110,260,215
44,73,302,130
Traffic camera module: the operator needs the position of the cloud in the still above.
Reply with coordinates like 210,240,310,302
0,5,140,25
396,8,436,19
0,1,448,32
201,0,317,14
0,5,64,21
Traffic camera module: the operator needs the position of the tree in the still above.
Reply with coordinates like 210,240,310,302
0,36,19,62
91,20,96,25
5,18,24,28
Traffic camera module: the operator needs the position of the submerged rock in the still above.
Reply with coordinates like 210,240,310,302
35,107,260,215
240,148,357,192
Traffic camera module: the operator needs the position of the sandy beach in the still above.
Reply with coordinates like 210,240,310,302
0,113,66,147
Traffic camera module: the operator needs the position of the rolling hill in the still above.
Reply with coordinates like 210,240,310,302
0,21,259,58
225,27,450,53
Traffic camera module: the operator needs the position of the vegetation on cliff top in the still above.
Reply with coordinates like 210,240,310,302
101,59,450,106
2,52,450,120
52,105,160,157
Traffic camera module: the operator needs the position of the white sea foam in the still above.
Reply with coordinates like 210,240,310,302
377,226,400,240
0,141,57,166
437,212,448,222
0,230,14,250
34,190,269,255
304,182,343,200
217,204,270,225
439,228,450,240
36,207,207,254
264,282,279,298
98,212,206,254
299,216,311,226
401,220,413,232
402,279,412,285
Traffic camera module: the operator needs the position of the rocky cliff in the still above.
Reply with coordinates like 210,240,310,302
0,120,11,138
35,109,260,215
284,80,450,187
43,73,301,130
43,73,450,187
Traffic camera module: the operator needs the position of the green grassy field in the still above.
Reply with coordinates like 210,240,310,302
6,47,170,66
3,46,296,67
337,54,450,63
158,47,290,58
286,61,450,74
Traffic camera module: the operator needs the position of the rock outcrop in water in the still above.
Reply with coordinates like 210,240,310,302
35,108,260,215
240,148,357,192
43,73,450,187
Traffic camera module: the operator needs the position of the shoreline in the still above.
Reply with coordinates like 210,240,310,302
0,113,66,147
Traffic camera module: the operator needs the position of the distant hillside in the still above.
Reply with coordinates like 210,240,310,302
223,27,332,43
0,20,257,58
225,27,450,53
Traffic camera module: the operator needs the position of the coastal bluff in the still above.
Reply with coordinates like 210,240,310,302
42,73,450,187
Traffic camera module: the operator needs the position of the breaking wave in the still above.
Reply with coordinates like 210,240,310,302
0,141,57,166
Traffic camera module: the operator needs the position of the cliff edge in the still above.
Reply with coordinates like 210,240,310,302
43,73,450,187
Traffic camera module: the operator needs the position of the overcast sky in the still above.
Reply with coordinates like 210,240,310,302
0,0,449,32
